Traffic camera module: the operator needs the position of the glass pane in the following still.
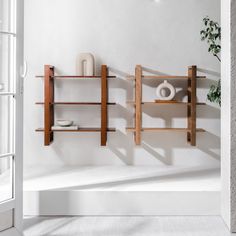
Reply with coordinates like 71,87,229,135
0,34,14,93
0,96,14,154
0,156,13,203
0,0,12,32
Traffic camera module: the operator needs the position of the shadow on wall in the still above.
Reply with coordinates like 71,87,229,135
107,130,220,166
109,67,135,102
143,132,220,163
107,66,220,165
108,130,135,165
32,166,220,191
42,66,220,166
142,105,220,119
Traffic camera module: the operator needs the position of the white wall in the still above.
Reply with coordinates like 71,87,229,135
221,0,231,229
221,0,236,232
24,0,220,169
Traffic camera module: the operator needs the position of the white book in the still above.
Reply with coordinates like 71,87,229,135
52,126,79,130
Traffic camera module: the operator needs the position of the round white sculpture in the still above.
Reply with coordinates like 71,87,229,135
57,120,73,127
76,53,95,76
156,80,176,101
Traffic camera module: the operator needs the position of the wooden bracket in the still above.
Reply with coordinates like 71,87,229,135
101,65,108,146
44,65,54,146
135,65,142,145
187,65,197,146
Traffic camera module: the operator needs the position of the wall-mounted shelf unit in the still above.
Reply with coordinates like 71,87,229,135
36,65,116,146
126,65,206,146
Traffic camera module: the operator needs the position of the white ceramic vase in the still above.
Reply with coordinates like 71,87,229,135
156,80,176,101
76,53,95,76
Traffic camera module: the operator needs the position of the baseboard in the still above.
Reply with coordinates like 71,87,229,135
24,190,220,216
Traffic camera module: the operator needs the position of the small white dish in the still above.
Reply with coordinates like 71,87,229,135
57,120,73,127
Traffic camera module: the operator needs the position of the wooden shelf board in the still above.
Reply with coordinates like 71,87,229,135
36,128,116,132
143,76,188,79
127,101,206,105
126,75,206,80
126,127,206,132
36,75,116,79
35,102,116,105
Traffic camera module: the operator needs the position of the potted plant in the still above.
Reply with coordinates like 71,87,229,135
200,16,221,106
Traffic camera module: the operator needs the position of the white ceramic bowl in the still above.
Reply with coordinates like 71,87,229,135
57,120,73,127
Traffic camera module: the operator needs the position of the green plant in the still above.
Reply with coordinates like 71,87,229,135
200,17,221,106
207,79,221,106
200,17,221,62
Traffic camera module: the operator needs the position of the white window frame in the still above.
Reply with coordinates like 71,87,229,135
0,0,24,234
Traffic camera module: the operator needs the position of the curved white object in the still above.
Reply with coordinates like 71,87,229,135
76,53,95,76
156,80,176,101
57,120,73,127
0,83,4,91
21,60,28,78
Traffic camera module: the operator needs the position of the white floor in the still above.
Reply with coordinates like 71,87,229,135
24,216,235,236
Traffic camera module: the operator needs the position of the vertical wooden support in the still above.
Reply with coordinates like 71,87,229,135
187,65,197,146
101,65,108,146
44,65,54,146
135,65,142,145
187,67,191,143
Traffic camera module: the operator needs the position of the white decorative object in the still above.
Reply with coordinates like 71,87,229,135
57,120,73,127
156,80,176,101
52,125,79,130
0,83,4,91
76,53,95,76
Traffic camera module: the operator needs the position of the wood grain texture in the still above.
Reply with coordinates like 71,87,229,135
135,65,142,145
36,128,116,132
187,66,197,146
187,67,192,143
143,75,189,79
44,65,54,146
190,66,197,146
143,75,206,79
36,102,116,105
126,75,206,80
36,75,116,79
126,127,205,132
127,101,206,105
101,65,108,146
